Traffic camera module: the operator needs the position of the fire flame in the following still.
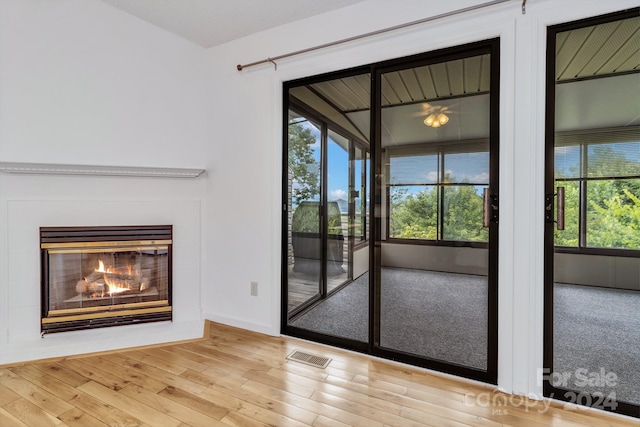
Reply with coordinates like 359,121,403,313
95,259,138,295
103,275,131,295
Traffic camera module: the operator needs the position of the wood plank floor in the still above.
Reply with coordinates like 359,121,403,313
287,266,350,313
0,322,638,427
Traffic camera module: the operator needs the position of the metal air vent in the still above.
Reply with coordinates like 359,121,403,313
286,350,332,369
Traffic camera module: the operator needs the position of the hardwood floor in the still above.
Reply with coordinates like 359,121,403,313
0,322,637,427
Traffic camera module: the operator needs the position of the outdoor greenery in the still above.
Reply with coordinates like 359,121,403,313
288,120,319,205
389,185,488,242
292,201,343,235
389,142,639,249
289,114,639,250
288,119,343,236
555,143,640,250
555,180,640,249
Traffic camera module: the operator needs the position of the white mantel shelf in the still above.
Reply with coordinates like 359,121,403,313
0,162,205,178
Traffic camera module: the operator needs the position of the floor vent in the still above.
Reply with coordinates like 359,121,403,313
286,350,332,369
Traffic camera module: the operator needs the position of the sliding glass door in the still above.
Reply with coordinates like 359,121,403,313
282,40,499,383
283,69,371,344
545,9,640,418
373,40,499,382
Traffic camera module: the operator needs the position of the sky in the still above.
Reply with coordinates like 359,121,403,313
299,120,349,203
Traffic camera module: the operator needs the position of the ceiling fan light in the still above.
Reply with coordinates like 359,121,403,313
424,114,436,126
437,113,449,125
431,120,441,128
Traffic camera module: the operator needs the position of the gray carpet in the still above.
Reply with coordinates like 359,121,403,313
291,272,369,342
380,268,487,370
291,268,640,406
554,283,640,405
291,268,488,370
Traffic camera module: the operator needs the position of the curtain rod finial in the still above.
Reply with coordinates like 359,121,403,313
237,64,243,71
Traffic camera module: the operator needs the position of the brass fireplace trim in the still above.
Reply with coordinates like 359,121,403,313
48,300,170,316
47,245,169,255
41,240,172,249
42,306,172,324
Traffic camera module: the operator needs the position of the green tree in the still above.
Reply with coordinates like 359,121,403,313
389,186,487,242
389,187,438,239
288,121,319,205
443,186,487,242
588,185,640,249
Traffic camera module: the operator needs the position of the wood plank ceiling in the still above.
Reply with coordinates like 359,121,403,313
306,16,639,113
556,16,640,81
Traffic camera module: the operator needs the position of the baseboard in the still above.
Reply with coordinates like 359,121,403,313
0,319,204,366
202,312,278,336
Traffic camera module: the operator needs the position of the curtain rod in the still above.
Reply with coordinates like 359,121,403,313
236,0,516,71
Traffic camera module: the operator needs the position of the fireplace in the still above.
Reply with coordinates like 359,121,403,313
40,225,172,334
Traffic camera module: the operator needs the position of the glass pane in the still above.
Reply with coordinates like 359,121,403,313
389,185,438,239
442,185,487,242
389,155,438,185
287,115,322,315
555,145,581,179
587,142,640,178
586,178,640,249
379,50,492,372
47,249,168,312
552,13,640,411
444,151,489,183
327,134,349,291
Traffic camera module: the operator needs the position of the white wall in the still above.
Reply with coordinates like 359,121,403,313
0,0,210,363
555,254,640,290
382,244,488,276
0,0,210,167
353,245,369,279
202,0,639,401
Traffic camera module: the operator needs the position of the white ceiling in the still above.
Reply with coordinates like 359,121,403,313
99,0,368,48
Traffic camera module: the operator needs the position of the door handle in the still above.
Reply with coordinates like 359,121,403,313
483,188,497,227
546,187,565,230
483,188,490,227
557,186,565,231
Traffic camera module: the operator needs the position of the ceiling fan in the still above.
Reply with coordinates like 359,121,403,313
412,102,455,128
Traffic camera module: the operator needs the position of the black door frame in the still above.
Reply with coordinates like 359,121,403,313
543,7,640,419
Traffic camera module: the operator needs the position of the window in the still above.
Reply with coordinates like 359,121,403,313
387,140,489,243
555,131,640,250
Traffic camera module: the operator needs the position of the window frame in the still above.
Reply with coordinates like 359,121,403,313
554,129,640,257
385,140,491,248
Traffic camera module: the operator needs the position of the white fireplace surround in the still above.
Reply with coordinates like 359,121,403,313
0,168,205,365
